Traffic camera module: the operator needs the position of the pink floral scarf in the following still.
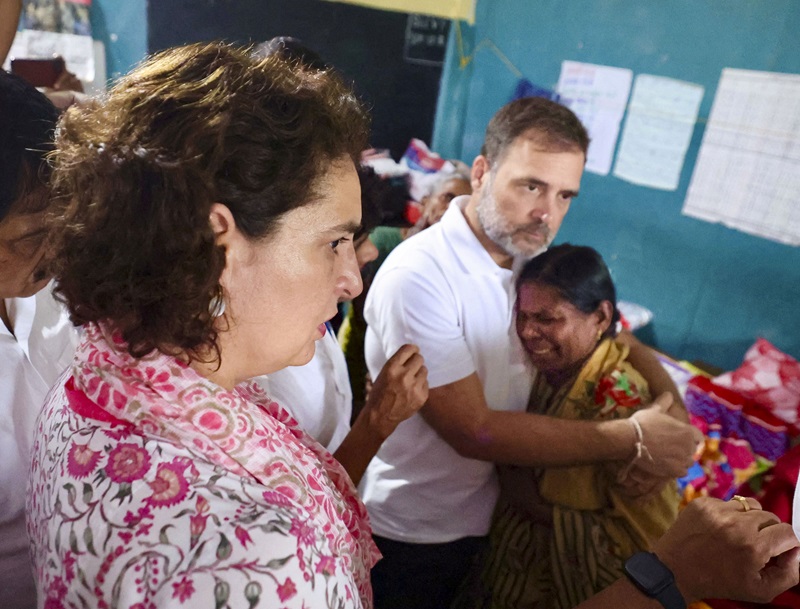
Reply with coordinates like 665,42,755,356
70,322,380,604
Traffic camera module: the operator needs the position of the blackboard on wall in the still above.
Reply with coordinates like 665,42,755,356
404,14,449,66
148,0,445,159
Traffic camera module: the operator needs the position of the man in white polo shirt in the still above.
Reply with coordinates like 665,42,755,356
361,97,700,609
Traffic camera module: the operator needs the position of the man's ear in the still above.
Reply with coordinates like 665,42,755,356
471,155,491,191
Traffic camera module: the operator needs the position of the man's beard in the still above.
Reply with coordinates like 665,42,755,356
475,173,552,259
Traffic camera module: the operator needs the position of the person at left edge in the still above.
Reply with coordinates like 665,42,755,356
0,70,79,609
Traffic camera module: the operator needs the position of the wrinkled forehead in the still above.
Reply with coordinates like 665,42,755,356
493,129,586,167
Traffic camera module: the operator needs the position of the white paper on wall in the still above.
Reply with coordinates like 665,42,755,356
682,68,800,246
613,74,704,191
556,60,633,176
4,29,95,82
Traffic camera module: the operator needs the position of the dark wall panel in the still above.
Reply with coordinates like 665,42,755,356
148,0,445,159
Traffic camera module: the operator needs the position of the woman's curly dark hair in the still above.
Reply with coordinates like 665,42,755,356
49,42,369,361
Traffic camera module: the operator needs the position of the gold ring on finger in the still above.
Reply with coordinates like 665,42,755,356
732,494,751,512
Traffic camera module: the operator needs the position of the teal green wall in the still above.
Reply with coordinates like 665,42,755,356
90,0,147,81
433,0,800,370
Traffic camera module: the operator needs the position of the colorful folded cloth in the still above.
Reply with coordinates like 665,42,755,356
714,338,800,434
678,374,786,503
682,340,800,609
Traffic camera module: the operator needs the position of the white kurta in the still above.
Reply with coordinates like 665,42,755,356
0,286,77,609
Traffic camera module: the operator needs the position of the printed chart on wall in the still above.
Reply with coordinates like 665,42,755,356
613,75,704,191
556,60,633,176
683,68,800,246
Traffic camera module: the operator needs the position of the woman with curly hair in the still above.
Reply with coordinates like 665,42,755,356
26,42,427,609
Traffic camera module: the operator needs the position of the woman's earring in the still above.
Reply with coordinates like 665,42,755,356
209,289,226,318
596,329,603,342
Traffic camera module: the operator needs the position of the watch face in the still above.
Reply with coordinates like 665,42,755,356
625,552,674,593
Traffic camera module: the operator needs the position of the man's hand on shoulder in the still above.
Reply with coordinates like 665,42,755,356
616,393,702,497
631,392,700,476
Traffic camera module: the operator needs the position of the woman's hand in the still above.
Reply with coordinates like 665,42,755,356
364,344,428,441
334,345,427,485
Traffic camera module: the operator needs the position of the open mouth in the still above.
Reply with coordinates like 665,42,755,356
317,309,339,337
525,342,552,355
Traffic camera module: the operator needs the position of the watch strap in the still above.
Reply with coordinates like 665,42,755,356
654,580,686,609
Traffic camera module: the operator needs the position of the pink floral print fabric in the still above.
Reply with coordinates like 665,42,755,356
28,323,379,609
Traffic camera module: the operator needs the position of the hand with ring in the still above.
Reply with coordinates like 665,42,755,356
652,496,799,603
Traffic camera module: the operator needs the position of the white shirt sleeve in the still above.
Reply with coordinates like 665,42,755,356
365,263,476,389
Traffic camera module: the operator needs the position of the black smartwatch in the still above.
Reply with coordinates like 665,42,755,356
624,551,686,609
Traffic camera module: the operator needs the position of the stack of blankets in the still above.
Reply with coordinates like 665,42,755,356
676,339,800,609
